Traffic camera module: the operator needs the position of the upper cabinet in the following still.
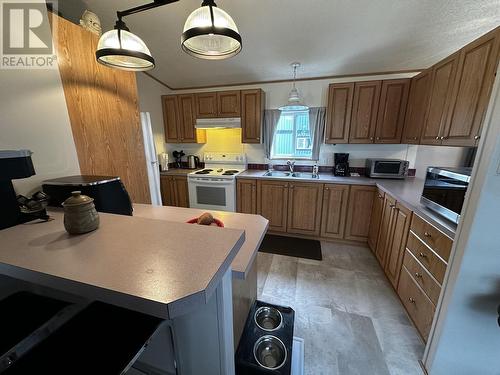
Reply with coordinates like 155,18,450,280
195,92,217,118
162,94,206,144
402,70,432,144
325,83,354,144
349,80,381,143
217,90,241,117
241,89,264,144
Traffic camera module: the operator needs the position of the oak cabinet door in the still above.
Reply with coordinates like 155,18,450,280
349,81,381,143
178,94,196,143
162,95,180,143
443,28,500,146
375,79,410,143
287,182,324,236
172,176,189,208
241,89,263,143
217,90,241,117
367,188,385,252
237,179,257,214
257,180,288,233
320,184,350,239
345,185,376,241
421,53,460,145
325,83,354,144
375,193,396,265
160,176,175,206
402,70,432,144
195,92,217,118
384,202,412,288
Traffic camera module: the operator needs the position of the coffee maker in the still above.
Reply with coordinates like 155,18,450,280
333,153,350,177
0,150,36,230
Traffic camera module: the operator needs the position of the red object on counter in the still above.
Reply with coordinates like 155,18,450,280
186,217,225,227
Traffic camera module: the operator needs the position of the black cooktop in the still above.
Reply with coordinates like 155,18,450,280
195,169,213,175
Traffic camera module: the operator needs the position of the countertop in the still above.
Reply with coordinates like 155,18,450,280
238,170,456,238
160,168,200,176
133,204,269,280
0,210,246,319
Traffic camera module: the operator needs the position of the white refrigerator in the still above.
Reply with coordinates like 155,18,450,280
140,112,162,206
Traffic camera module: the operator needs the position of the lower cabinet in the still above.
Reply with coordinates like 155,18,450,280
236,179,257,214
287,182,323,236
320,184,349,239
375,193,397,265
257,180,289,233
367,188,385,252
160,175,189,208
345,185,376,241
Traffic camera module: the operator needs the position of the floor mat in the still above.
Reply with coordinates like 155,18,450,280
259,234,322,260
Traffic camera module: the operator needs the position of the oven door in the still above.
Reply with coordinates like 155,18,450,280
188,178,236,212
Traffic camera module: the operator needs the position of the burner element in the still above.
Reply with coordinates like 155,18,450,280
222,169,240,175
195,169,213,175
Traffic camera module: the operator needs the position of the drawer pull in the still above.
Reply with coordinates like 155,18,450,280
408,297,416,303
424,232,432,238
415,272,423,278
378,194,383,199
419,252,428,258
389,204,396,209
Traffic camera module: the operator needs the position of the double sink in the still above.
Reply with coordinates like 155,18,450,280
262,171,320,179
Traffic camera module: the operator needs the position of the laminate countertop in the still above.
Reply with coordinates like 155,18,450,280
0,210,247,319
238,170,457,238
160,168,200,176
132,204,269,279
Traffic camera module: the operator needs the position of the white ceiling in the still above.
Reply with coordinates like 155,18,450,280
80,0,500,89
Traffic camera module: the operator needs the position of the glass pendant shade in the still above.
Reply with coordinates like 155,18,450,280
96,27,155,71
279,87,308,111
182,1,242,60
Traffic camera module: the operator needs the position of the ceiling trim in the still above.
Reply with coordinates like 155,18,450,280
143,68,424,91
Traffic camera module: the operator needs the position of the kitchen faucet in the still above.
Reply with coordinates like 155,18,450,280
287,160,295,173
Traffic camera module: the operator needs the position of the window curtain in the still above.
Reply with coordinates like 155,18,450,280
309,107,326,161
263,109,282,159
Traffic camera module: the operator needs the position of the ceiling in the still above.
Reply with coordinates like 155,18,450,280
78,0,500,89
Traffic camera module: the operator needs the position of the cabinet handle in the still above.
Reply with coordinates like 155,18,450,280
408,297,416,303
419,252,428,258
413,137,418,140
435,136,440,140
290,185,294,189
378,194,383,199
389,204,396,209
376,137,380,140
256,137,260,140
474,135,480,140
370,137,374,141
283,184,288,188
424,231,431,238
325,187,330,191
415,272,423,278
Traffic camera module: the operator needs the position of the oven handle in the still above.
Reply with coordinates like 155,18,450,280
189,179,235,186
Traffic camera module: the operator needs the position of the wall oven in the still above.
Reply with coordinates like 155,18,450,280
365,159,409,179
421,167,472,224
188,177,236,212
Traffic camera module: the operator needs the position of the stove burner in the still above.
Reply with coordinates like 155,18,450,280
195,169,213,175
222,169,240,175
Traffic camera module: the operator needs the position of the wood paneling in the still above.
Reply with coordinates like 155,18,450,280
345,185,376,241
257,180,288,233
421,52,460,145
375,79,410,143
325,83,354,144
54,15,150,203
241,89,264,143
349,81,381,143
368,189,385,252
287,182,323,236
237,179,257,214
320,184,350,239
217,90,241,117
195,92,217,118
402,70,432,144
443,28,500,146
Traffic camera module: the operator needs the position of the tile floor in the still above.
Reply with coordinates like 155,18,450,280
257,241,424,375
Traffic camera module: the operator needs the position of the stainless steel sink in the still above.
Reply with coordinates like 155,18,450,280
262,171,319,179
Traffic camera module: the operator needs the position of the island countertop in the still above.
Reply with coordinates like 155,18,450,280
132,204,269,279
0,210,246,319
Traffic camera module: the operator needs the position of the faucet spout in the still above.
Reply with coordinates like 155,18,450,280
287,160,295,173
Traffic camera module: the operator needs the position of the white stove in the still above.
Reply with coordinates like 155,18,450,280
187,153,247,211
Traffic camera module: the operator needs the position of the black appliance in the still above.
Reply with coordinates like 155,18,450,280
0,150,40,230
421,167,472,224
42,175,133,216
333,153,350,177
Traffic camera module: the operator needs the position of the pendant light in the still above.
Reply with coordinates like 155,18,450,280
182,0,242,60
279,62,308,111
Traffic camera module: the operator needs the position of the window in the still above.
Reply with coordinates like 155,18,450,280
270,110,312,159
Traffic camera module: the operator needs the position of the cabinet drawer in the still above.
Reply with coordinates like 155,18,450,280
406,232,447,284
398,266,436,342
403,250,441,305
410,214,453,261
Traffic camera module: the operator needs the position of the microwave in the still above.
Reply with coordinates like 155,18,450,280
365,159,409,179
421,167,471,224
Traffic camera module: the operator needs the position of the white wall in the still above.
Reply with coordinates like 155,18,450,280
0,4,80,196
427,64,500,375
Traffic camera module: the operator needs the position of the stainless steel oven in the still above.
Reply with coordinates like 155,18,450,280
365,159,409,179
421,167,472,224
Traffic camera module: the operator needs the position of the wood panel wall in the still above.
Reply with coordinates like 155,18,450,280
53,14,150,203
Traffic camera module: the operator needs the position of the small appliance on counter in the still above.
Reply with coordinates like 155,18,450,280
159,153,169,172
421,166,471,224
42,175,133,216
365,158,409,179
187,155,200,169
172,150,185,168
333,153,350,177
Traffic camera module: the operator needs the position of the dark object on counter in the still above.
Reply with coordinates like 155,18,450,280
172,150,185,168
333,153,350,177
42,175,133,216
236,300,295,374
62,191,100,234
0,150,39,230
3,301,163,375
259,234,322,260
16,191,50,222
421,166,471,224
187,154,200,169
365,158,409,179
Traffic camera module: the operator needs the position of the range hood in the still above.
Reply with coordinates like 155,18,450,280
195,117,241,129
